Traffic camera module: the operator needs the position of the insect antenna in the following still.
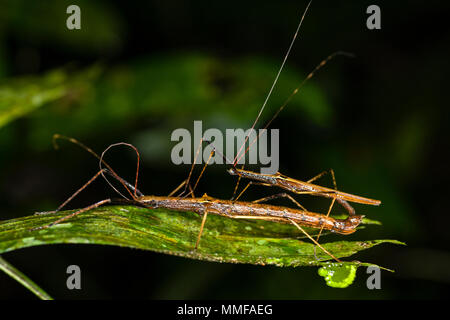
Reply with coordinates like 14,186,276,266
99,142,141,200
233,0,312,167
52,134,141,200
234,51,355,166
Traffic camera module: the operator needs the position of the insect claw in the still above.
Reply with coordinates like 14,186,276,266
313,245,320,261
34,210,58,216
29,225,45,232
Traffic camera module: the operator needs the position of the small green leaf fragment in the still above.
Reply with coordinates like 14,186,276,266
318,263,358,288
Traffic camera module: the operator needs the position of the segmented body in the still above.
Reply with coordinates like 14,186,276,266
228,168,381,215
140,195,364,235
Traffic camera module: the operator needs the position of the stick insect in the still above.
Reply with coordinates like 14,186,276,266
197,1,382,242
32,1,367,262
33,135,363,263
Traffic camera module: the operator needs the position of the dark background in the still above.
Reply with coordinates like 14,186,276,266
1,0,449,299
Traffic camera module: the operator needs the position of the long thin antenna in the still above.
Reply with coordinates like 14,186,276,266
234,51,354,165
233,0,313,166
99,142,141,200
52,134,140,201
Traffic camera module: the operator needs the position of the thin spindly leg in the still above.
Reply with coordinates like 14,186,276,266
252,193,308,211
188,184,195,198
316,169,338,241
307,168,336,187
311,169,339,258
184,149,215,199
35,169,107,216
168,179,187,197
169,180,195,199
231,164,246,200
307,169,355,216
307,169,338,228
229,215,340,262
288,218,340,263
194,210,209,250
307,169,338,215
178,138,204,198
234,181,274,201
316,197,336,242
32,198,112,231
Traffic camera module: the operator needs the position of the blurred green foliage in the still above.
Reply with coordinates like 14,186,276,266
0,0,123,54
0,54,332,153
0,67,100,128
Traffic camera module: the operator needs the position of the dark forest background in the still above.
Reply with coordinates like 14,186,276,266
0,0,449,299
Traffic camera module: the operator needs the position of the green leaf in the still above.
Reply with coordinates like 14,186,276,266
0,205,403,270
318,263,358,288
0,66,102,129
0,70,67,128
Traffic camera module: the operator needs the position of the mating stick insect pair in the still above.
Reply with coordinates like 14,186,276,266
33,134,371,263
32,1,381,263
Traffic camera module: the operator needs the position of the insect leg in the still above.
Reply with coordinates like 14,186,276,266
35,168,107,217
234,181,274,201
32,198,112,231
178,137,204,198
288,218,341,263
188,184,195,198
230,164,246,200
315,169,338,241
251,193,308,211
307,169,333,184
228,215,340,262
194,210,209,250
185,149,215,199
307,169,355,216
168,179,188,197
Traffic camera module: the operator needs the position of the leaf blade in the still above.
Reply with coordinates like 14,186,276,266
0,205,402,269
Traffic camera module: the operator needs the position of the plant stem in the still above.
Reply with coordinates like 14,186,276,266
0,255,53,300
